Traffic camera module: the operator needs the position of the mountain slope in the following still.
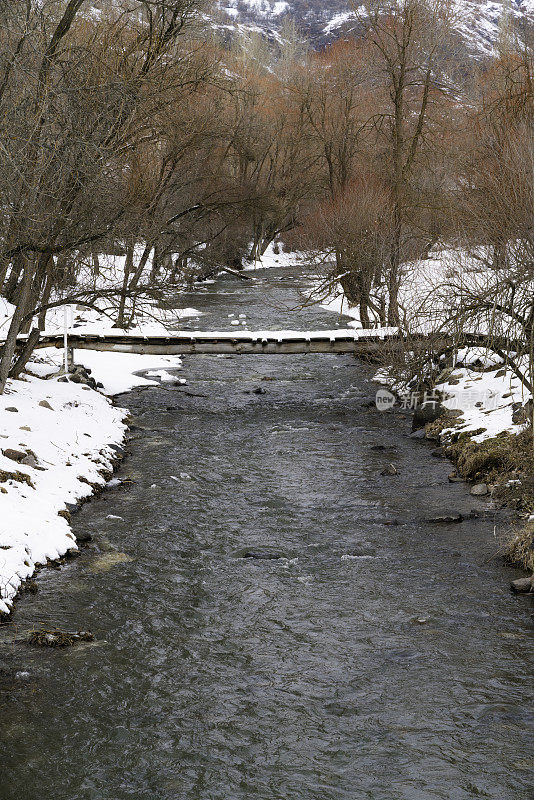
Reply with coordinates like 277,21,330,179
216,0,534,54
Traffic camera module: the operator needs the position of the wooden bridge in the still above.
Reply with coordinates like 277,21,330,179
27,328,405,356
22,327,507,357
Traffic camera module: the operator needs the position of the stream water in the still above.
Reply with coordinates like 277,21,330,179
1,267,533,800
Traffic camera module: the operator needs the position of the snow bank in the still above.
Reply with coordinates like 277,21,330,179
438,361,530,443
243,242,309,271
0,374,126,614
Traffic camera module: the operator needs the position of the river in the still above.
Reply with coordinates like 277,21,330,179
0,266,533,800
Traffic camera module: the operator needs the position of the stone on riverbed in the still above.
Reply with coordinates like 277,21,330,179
426,514,464,525
28,629,94,647
381,464,398,476
239,549,287,560
90,551,132,572
470,483,489,496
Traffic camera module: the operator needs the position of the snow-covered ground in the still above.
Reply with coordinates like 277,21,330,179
0,374,126,614
243,242,310,271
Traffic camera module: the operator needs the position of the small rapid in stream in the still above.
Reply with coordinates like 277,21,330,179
1,267,533,800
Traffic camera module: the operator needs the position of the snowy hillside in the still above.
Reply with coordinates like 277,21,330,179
216,0,534,54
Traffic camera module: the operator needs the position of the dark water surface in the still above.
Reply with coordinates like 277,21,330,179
1,268,533,800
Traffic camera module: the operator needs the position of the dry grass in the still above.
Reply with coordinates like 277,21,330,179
0,469,35,488
506,522,534,573
435,424,534,571
447,432,533,483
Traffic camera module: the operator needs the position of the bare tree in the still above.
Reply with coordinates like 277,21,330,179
360,0,457,324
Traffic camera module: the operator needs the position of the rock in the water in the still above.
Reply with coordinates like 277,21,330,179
253,387,267,395
240,550,286,560
409,428,426,439
470,483,489,496
29,629,94,647
5,407,18,412
448,472,463,483
38,400,53,410
426,514,463,525
511,576,533,593
381,463,398,476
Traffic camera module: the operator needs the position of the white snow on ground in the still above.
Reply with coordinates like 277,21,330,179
244,242,309,271
323,11,355,35
0,374,126,614
437,359,531,443
319,290,362,328
62,351,183,396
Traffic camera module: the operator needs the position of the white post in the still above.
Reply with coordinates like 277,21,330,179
63,305,68,373
69,304,74,367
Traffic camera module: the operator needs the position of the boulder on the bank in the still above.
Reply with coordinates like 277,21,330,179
470,483,489,497
412,401,447,431
2,448,27,463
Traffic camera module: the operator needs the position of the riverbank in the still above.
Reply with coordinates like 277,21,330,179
0,368,126,615
318,250,534,573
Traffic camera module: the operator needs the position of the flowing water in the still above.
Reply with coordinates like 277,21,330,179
1,267,533,800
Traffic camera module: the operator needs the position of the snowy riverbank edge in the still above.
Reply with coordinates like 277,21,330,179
0,372,128,615
0,346,191,616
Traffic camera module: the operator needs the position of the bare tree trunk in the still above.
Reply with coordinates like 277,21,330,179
115,241,134,328
4,252,24,304
0,258,34,393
